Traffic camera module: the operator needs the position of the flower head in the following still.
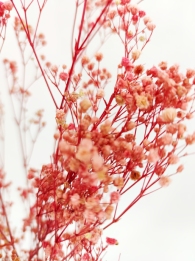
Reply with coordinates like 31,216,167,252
162,108,177,122
106,237,118,245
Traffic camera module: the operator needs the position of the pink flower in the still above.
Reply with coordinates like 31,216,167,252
70,193,80,206
59,72,68,81
80,98,92,113
141,76,152,87
126,72,134,81
82,253,90,261
185,132,195,145
186,68,195,79
27,172,34,180
129,4,139,15
2,1,13,11
132,146,144,160
54,131,60,140
89,172,99,186
81,55,90,66
125,94,133,105
92,152,103,171
132,49,141,60
139,10,146,17
0,2,4,17
121,57,130,67
59,141,72,156
107,10,117,19
147,23,156,31
118,6,125,16
166,124,178,134
148,66,158,77
110,191,120,204
96,88,105,99
135,95,149,110
42,241,49,248
148,149,160,164
45,246,51,260
117,78,128,89
68,123,75,130
168,154,179,164
174,73,184,83
56,109,65,121
121,0,131,5
132,15,138,23
143,16,152,25
177,165,184,173
106,237,118,245
160,133,172,146
51,65,58,73
162,108,177,123
98,211,106,221
159,176,171,187
84,210,96,223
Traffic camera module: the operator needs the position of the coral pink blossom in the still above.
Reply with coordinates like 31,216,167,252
143,16,152,25
118,6,125,16
174,73,184,83
106,237,118,245
177,165,184,173
92,152,103,171
149,66,158,77
121,0,131,5
132,49,141,60
45,246,51,260
160,133,172,146
76,139,93,162
139,10,146,17
2,1,13,11
54,131,60,140
56,109,65,121
84,210,96,223
126,72,134,81
135,95,149,110
110,191,120,204
59,72,68,81
147,22,156,31
162,108,177,122
107,10,117,19
82,253,90,261
96,88,105,99
51,65,58,73
121,57,130,67
166,124,178,134
89,172,99,186
185,132,195,145
148,149,160,164
159,176,171,187
68,123,75,130
59,141,73,156
0,2,4,17
27,172,34,180
186,69,195,79
80,98,92,113
132,15,138,23
129,4,139,15
70,193,80,206
98,211,106,221
168,154,179,164
117,78,128,89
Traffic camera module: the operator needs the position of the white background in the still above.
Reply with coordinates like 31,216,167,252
0,0,195,260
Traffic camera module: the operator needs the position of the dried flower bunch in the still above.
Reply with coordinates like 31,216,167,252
0,0,195,260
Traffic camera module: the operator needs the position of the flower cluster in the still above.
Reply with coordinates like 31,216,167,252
0,0,195,260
